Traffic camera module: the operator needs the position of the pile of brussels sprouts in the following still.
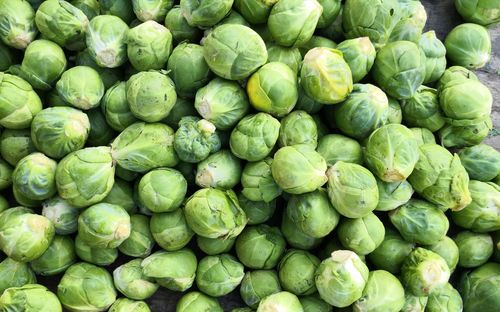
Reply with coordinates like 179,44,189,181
0,0,499,311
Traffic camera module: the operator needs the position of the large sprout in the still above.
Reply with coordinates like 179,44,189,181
338,213,385,255
137,168,187,213
419,31,447,84
445,23,491,69
458,144,500,182
459,263,500,312
113,259,159,300
56,66,105,110
86,15,129,68
180,0,233,28
196,254,245,297
455,0,500,26
352,270,406,312
127,21,173,71
150,209,194,251
235,224,286,269
240,270,281,308
0,0,38,49
0,284,62,312
336,37,376,83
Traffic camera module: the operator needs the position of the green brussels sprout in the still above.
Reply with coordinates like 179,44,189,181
126,21,172,71
233,0,277,24
333,84,389,139
298,36,337,58
401,86,445,132
326,161,379,218
174,117,220,163
137,168,187,213
455,0,500,26
70,0,100,20
286,189,339,239
142,249,198,291
119,214,154,257
235,225,286,269
387,97,403,124
401,293,428,312
111,122,178,172
388,0,427,43
31,107,90,159
0,284,61,312
240,270,281,309
455,231,494,268
113,259,159,300
419,31,447,84
195,150,242,190
452,181,500,232
11,39,67,90
439,116,493,148
376,179,413,212
150,209,194,251
58,262,117,311
0,41,17,71
266,44,302,74
389,199,449,245
184,188,247,239
164,6,202,43
109,298,150,312
194,78,250,130
0,158,13,191
437,65,478,87
196,254,245,297
75,49,122,90
85,108,117,147
459,262,500,312
56,146,115,207
132,0,173,22
426,282,463,312
197,236,235,255
281,212,323,250
299,295,332,312
35,0,88,50
0,73,42,130
272,145,327,195
278,111,317,147
41,197,79,235
100,0,135,23
0,129,36,166
267,0,322,47
74,235,118,266
295,85,324,114
300,48,353,105
0,0,37,49
401,248,451,297
278,250,320,296
30,235,76,276
315,250,369,307
336,37,376,83
257,291,303,312
241,158,282,203
338,213,385,255
180,0,233,27
78,203,131,248
368,228,414,274
316,134,363,167
203,24,268,80
0,258,36,294
55,66,104,110
86,15,129,68
372,41,426,100
426,236,460,273
238,194,276,225
445,23,491,69
316,0,341,29
101,178,136,214
176,292,223,312
12,153,57,202
410,127,436,146
459,144,500,182
353,270,405,312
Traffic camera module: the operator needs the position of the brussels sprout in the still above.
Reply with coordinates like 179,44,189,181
233,0,277,24
30,235,76,276
368,229,414,274
12,153,57,202
240,271,282,309
372,41,426,100
0,73,42,130
195,78,250,130
164,6,202,43
401,247,451,297
236,225,286,269
272,145,327,195
281,212,323,250
298,35,337,58
100,0,135,23
326,161,379,218
113,259,159,300
0,129,36,166
119,214,154,257
203,24,267,80
230,113,280,162
111,122,178,172
0,0,37,49
127,21,172,71
100,179,136,214
376,179,413,212
419,31,447,84
299,295,332,312
0,41,17,71
174,117,220,164
142,249,197,292
439,116,493,148
238,194,277,225
150,209,194,251
316,0,341,29
316,134,363,166
388,0,427,43
70,0,100,20
389,199,449,245
241,158,282,203
410,127,436,146
426,236,460,273
196,254,245,297
56,146,115,207
278,111,317,148
0,258,36,294
401,86,445,132
278,250,320,296
31,107,90,159
426,282,463,312
455,231,494,268
0,158,13,191
57,262,116,311
257,291,303,312
452,181,500,232
386,98,403,124
55,66,105,111
286,189,339,239
109,298,150,312
0,284,62,312
459,144,500,182
353,270,405,312
455,0,500,26
131,0,173,22
197,236,235,255
176,291,223,312
266,44,302,74
137,168,187,213
459,262,500,312
196,150,242,190
184,188,247,239
401,293,428,312
338,213,385,255
300,48,353,105
336,37,376,83
295,86,324,114
333,84,389,139
180,0,233,27
86,15,129,68
445,23,491,69
438,65,478,87
74,235,118,266
408,144,471,211
315,250,369,307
